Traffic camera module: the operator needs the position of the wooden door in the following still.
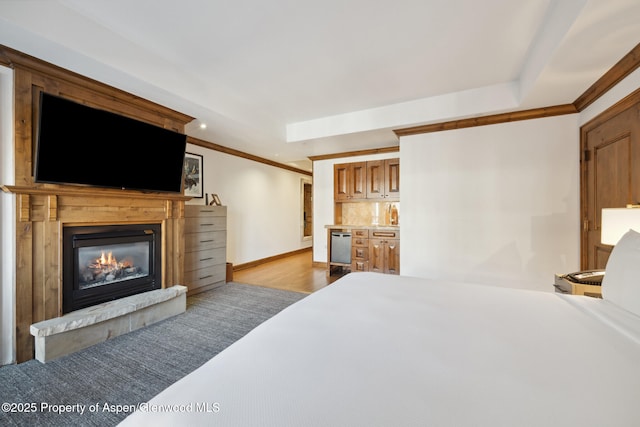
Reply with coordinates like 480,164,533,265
581,97,640,269
369,238,385,273
385,239,400,275
351,162,367,199
385,158,400,200
303,182,312,237
334,163,350,201
366,158,400,199
366,160,385,198
334,162,366,200
369,238,400,274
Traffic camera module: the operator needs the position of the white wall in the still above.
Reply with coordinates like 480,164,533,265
185,143,311,266
312,152,399,263
0,65,15,365
399,115,581,292
394,68,640,294
311,72,640,292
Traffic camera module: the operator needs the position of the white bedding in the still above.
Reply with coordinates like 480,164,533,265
120,272,640,427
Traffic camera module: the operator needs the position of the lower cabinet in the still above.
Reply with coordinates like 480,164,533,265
350,229,399,275
351,229,369,272
184,205,227,294
369,237,400,275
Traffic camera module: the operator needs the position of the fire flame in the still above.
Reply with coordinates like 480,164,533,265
91,251,133,270
99,251,117,267
80,248,141,289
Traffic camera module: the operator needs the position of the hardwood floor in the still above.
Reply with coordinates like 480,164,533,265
232,250,345,294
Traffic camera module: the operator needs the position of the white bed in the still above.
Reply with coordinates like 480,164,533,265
120,231,640,426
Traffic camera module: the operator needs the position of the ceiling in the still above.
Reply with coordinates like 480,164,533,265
1,0,640,172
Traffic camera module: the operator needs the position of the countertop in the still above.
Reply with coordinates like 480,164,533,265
325,224,399,231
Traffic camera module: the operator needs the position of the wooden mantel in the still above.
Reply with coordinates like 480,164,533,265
0,45,195,362
6,185,188,363
1,185,193,200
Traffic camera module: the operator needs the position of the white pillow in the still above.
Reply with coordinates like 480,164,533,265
602,229,640,315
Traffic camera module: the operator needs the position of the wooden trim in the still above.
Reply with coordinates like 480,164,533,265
233,247,312,271
308,146,399,162
2,185,192,201
580,85,640,132
393,43,640,138
0,45,194,125
0,185,192,201
573,42,640,112
5,49,192,362
579,84,640,268
187,136,312,176
394,104,577,137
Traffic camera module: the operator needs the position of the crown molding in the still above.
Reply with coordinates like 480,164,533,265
394,104,577,137
308,146,399,162
393,42,640,138
573,42,640,111
187,136,312,176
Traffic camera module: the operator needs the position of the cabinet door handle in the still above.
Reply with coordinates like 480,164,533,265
373,232,396,238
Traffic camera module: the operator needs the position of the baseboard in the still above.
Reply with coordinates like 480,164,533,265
233,247,312,271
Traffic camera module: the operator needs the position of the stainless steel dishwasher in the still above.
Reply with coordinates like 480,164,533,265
330,232,352,264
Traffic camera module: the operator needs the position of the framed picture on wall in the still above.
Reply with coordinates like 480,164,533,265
183,152,203,198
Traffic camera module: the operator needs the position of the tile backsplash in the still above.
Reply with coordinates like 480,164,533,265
340,202,400,226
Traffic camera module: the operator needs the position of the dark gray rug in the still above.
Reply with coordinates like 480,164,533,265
0,282,306,426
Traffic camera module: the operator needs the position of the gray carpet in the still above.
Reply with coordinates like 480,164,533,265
0,282,306,427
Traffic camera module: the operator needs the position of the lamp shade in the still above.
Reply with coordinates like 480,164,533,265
601,207,640,245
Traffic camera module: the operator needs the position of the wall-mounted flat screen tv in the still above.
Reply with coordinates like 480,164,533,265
34,92,187,194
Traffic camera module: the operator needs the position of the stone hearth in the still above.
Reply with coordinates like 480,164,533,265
30,285,187,363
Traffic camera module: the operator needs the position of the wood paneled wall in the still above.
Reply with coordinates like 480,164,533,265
0,46,194,362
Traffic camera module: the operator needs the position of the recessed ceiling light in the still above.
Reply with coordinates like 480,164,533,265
199,123,207,129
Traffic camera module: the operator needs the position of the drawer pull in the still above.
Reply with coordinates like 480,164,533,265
373,232,396,237
201,223,214,226
200,257,214,261
200,239,215,243
199,274,214,280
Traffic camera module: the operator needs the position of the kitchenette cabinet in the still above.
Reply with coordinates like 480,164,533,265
329,156,400,276
369,231,400,275
351,229,370,272
334,161,366,201
326,226,399,276
366,158,400,200
334,158,399,201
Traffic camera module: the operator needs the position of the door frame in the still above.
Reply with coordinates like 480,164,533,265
300,177,313,243
580,86,640,268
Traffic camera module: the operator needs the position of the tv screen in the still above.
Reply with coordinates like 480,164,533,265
34,93,187,193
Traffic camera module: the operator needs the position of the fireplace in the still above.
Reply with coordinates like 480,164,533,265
63,224,162,313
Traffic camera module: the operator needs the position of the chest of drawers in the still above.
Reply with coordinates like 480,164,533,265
184,205,227,294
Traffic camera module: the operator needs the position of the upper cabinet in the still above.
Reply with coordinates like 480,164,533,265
334,161,367,201
334,158,399,202
366,158,400,200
